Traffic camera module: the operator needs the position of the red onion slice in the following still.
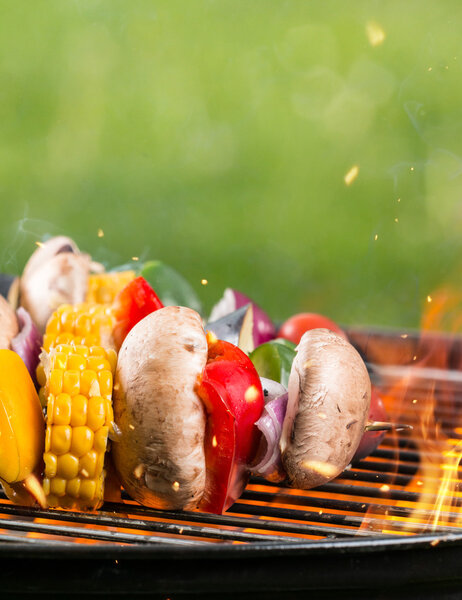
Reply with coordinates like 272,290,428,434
252,388,288,482
209,288,276,347
11,307,43,380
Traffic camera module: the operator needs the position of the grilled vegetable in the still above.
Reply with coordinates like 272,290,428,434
113,307,208,510
86,270,136,304
278,312,347,345
280,329,371,489
0,350,45,506
20,237,94,332
206,304,254,354
196,336,264,513
249,339,296,388
140,260,203,314
37,303,116,407
112,276,163,349
42,343,116,509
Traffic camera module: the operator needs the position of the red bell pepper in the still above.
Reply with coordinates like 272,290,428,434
113,276,163,349
195,335,264,514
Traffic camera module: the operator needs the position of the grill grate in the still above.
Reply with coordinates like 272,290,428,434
3,328,462,596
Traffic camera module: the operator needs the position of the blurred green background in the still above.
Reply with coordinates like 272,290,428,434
1,0,462,329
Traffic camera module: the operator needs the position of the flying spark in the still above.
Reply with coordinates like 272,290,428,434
394,218,399,223
245,385,260,403
374,234,378,241
97,229,104,238
427,295,432,303
366,21,386,47
35,241,44,248
172,481,180,492
344,165,359,186
380,484,390,492
132,256,139,261
212,436,217,447
201,279,208,286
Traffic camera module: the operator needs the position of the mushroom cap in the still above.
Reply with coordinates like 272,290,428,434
19,237,92,332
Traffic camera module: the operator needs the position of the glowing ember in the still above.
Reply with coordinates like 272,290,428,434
366,21,386,47
374,234,378,241
97,229,104,238
201,279,208,286
133,464,145,479
344,165,359,186
212,435,218,447
427,295,433,303
380,484,390,493
35,241,44,248
172,481,180,492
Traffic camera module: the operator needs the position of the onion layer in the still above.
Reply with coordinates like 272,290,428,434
209,288,276,347
11,308,42,379
252,382,288,482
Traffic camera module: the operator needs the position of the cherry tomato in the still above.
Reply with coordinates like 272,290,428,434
278,312,346,345
113,277,163,349
195,335,264,514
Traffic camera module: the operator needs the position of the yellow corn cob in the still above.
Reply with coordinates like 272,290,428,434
42,343,117,510
37,303,115,406
86,270,136,305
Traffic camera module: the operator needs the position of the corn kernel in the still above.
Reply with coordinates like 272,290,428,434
60,309,75,331
87,397,106,430
80,451,98,479
87,356,110,372
50,477,67,497
94,427,109,453
42,478,51,496
71,426,94,457
75,345,90,357
98,370,113,399
79,479,96,501
107,348,117,373
70,395,87,427
53,393,72,426
63,370,80,396
49,369,64,395
67,354,86,372
95,452,105,476
46,313,61,334
39,387,48,408
44,452,57,478
89,346,106,357
75,314,92,337
66,478,81,498
56,333,74,346
47,394,55,425
36,364,46,387
80,370,98,397
45,425,51,452
105,399,114,426
56,454,79,479
50,425,72,455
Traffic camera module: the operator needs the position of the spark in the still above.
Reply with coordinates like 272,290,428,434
201,279,208,286
366,21,386,47
212,435,218,447
380,484,390,492
319,510,323,515
410,166,414,171
344,165,359,186
400,334,408,339
430,539,440,547
133,464,145,479
245,385,260,403
172,481,180,492
97,228,104,238
394,218,399,223
317,412,327,420
397,198,401,203
417,480,423,486
412,399,417,404
35,241,44,248
303,360,314,370
413,355,417,361
81,469,89,478
374,234,378,241
445,65,449,70
131,256,139,261
428,67,433,72
427,295,432,303
129,424,135,430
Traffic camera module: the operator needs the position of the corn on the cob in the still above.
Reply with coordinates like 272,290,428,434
37,304,115,406
42,343,116,510
86,271,136,305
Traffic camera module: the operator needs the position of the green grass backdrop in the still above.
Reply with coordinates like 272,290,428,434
1,0,462,329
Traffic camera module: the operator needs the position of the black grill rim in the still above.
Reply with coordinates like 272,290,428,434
0,530,461,559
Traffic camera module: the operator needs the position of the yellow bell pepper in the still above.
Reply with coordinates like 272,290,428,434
0,350,45,500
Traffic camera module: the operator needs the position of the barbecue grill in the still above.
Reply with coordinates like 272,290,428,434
2,328,462,598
